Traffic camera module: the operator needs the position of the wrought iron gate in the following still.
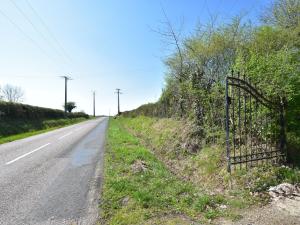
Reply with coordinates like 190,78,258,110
225,71,286,172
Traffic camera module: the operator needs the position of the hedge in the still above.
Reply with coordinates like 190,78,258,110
0,102,89,120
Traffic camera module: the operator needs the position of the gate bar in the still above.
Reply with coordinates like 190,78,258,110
225,76,231,173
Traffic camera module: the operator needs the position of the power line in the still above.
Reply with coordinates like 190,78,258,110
25,0,73,63
0,8,57,64
10,0,69,63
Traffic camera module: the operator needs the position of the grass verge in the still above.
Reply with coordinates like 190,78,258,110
100,116,300,224
0,117,89,144
121,116,300,192
99,118,251,225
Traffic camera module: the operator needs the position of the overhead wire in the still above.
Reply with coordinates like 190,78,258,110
0,2,76,77
25,0,73,63
10,0,69,64
0,8,57,64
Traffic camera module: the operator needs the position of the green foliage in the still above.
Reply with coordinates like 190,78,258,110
261,0,300,28
232,165,300,192
100,118,235,224
64,101,77,113
119,116,300,196
234,24,300,163
102,117,300,224
0,117,87,144
251,167,300,192
235,25,300,101
194,194,226,212
0,101,65,119
0,102,89,120
124,15,254,145
124,0,300,161
0,102,89,138
67,111,89,119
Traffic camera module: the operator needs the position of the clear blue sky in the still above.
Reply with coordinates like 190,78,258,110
0,0,271,115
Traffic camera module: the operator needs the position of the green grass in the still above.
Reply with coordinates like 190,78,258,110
119,116,300,190
99,118,247,225
101,116,300,224
0,117,88,144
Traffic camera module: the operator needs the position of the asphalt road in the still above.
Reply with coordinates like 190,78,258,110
0,117,108,225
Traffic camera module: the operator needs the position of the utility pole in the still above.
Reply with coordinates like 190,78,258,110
93,91,96,117
60,76,72,113
115,88,122,115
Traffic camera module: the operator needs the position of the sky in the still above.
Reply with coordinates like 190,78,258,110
0,0,271,115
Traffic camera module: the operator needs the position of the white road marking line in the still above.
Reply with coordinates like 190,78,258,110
6,143,51,165
58,131,73,140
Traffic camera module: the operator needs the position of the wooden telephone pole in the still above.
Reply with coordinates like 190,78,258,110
60,76,72,113
115,88,122,115
93,91,96,117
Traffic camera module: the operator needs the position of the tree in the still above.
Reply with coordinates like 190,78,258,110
64,101,76,113
261,0,300,29
234,25,299,100
0,84,24,103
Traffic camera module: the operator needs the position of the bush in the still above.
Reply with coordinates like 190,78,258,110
0,117,88,137
67,112,89,119
0,102,89,120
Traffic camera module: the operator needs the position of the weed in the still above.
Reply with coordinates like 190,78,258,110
100,118,232,224
100,116,300,224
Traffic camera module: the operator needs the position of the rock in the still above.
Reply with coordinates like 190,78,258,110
269,191,279,198
268,183,300,199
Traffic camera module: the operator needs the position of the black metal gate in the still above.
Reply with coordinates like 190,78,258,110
225,71,286,172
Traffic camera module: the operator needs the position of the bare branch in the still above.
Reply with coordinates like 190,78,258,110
161,7,184,78
1,84,24,103
149,6,186,81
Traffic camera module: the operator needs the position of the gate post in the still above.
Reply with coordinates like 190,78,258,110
225,76,231,173
279,97,287,162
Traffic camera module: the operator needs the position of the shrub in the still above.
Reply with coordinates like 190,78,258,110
0,102,89,120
